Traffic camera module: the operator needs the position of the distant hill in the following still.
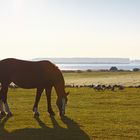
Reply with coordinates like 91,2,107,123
32,58,130,64
131,60,140,64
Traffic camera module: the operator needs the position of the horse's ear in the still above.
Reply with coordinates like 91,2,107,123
66,92,69,96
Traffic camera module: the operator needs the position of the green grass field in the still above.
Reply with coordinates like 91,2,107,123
0,88,140,140
0,71,140,140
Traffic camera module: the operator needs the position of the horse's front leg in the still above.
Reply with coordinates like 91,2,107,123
33,88,44,117
45,86,55,116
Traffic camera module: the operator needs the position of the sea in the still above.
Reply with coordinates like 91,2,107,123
32,58,140,71
56,63,140,71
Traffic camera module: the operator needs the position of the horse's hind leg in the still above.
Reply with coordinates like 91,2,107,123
0,93,5,117
0,83,12,117
45,86,55,116
33,88,44,117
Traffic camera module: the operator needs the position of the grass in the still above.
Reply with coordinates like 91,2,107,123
0,87,140,140
63,71,140,86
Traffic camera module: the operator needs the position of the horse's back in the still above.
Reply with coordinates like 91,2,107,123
0,58,64,88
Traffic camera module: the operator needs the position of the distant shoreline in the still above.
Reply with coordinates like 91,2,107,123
62,69,132,73
58,63,140,71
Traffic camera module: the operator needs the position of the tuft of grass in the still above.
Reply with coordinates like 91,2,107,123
0,88,140,140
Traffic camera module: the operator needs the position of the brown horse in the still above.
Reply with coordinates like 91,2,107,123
0,58,69,117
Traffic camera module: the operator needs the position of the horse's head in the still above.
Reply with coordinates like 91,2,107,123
61,91,69,115
57,91,69,116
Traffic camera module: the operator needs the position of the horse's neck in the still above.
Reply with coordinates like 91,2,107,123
54,82,65,98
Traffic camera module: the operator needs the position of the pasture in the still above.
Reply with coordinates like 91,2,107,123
0,88,140,140
64,71,140,86
0,71,140,140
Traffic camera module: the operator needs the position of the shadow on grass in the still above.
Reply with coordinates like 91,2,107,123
0,116,90,140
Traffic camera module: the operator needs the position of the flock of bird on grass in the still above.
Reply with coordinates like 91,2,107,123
65,84,125,91
8,83,140,91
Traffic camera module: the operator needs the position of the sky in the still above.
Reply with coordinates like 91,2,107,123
0,0,140,59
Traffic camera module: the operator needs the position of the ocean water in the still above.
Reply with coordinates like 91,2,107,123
56,63,140,71
32,58,140,71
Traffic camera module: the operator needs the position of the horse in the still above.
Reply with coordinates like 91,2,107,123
0,58,69,117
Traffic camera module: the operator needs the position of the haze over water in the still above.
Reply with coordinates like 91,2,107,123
33,58,140,71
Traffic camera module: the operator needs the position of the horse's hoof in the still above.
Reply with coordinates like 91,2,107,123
7,112,13,117
1,111,6,116
48,109,55,116
0,113,4,119
49,111,55,116
34,112,39,117
59,112,65,118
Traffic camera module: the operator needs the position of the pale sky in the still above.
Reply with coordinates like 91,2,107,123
0,0,140,59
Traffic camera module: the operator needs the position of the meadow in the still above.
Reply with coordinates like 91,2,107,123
64,71,140,86
0,71,140,140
